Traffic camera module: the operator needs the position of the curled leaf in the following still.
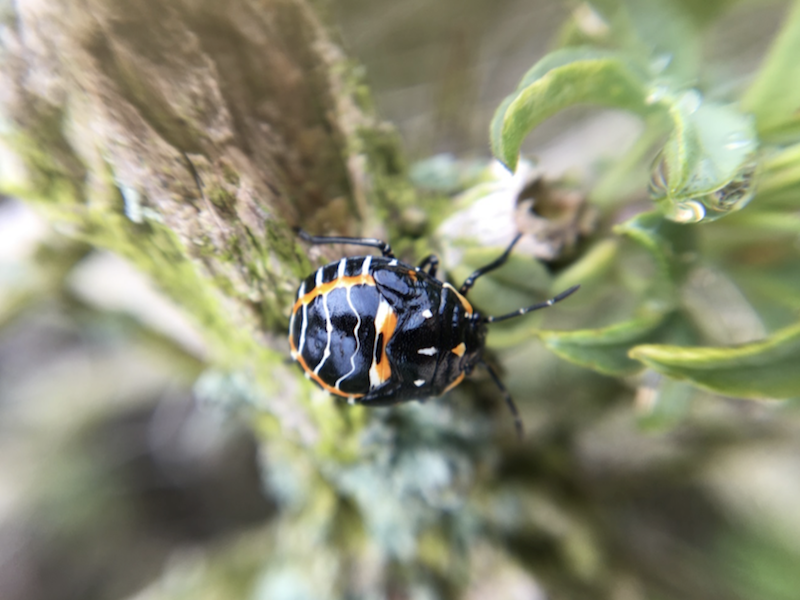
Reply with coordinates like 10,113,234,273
490,48,654,171
648,93,759,222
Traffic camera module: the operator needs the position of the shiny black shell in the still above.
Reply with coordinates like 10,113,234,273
289,256,486,405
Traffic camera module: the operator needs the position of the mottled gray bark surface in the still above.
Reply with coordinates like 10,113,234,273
1,0,409,337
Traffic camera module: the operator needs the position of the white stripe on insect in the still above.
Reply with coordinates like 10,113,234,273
362,255,372,275
418,347,437,356
312,291,334,375
335,284,362,390
315,267,323,287
298,288,309,355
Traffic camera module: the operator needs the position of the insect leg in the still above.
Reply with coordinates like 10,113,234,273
417,254,439,277
296,229,395,258
459,233,523,295
479,359,523,439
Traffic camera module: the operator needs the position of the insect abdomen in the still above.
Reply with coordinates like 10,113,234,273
289,257,385,397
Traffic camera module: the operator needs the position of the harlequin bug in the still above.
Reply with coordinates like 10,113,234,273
289,230,579,437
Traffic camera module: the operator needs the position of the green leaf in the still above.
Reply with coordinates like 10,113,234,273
538,310,671,376
589,0,705,79
725,263,800,333
719,211,800,235
742,0,800,141
614,210,695,293
490,48,655,171
648,94,759,222
756,142,800,208
629,321,800,399
729,260,800,313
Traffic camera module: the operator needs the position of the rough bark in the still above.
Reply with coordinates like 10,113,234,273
1,0,416,435
1,2,495,597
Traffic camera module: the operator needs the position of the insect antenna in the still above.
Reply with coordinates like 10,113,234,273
460,233,522,294
483,285,580,324
479,359,523,439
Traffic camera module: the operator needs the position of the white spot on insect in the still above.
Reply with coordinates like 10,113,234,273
348,396,356,405
290,350,298,360
362,255,372,275
421,309,433,319
389,259,398,266
414,379,425,387
418,347,438,356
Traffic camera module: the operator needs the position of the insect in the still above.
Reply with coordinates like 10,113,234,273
289,229,579,437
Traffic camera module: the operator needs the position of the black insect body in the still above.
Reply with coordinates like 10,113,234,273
289,230,579,437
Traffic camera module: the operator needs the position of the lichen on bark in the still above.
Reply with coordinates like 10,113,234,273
0,0,419,433
1,4,498,594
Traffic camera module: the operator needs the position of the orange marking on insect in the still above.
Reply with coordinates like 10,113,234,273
407,269,418,281
292,274,375,314
451,342,466,357
443,372,465,393
374,307,398,384
444,283,473,316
